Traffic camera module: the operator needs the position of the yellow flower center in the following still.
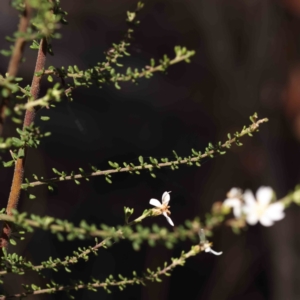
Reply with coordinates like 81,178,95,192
152,203,171,216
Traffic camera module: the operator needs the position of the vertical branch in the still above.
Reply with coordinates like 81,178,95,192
7,4,32,76
0,38,47,250
0,3,32,134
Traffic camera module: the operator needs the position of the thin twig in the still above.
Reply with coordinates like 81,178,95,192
0,38,48,250
12,51,195,113
0,245,200,299
0,211,197,242
0,211,153,275
7,4,31,76
25,118,268,188
43,51,195,79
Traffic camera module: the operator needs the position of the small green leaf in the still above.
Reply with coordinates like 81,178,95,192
108,161,119,168
3,160,14,167
1,88,9,98
9,239,17,246
12,117,22,124
18,148,25,158
16,128,23,135
56,232,64,241
105,177,112,184
12,137,23,147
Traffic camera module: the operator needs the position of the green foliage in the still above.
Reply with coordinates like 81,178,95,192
0,244,199,298
0,124,50,167
21,115,268,190
0,1,283,299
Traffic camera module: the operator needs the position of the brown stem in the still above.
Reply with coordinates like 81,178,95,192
0,3,32,134
0,38,47,250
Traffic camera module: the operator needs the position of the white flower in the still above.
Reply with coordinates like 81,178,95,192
149,191,174,226
243,187,285,227
223,187,243,218
199,229,223,256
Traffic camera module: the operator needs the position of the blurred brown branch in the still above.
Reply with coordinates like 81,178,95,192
0,38,47,250
0,3,32,134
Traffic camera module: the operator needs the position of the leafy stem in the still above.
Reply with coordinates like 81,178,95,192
0,244,201,299
22,116,268,189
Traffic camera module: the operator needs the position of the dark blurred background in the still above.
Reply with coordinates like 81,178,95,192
1,0,300,299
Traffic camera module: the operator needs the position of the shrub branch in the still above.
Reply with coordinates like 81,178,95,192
0,244,201,299
0,3,32,133
24,117,268,189
0,38,48,250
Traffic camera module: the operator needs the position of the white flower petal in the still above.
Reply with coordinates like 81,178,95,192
242,202,256,215
163,212,174,226
242,205,252,215
227,188,242,198
233,206,242,219
256,187,273,206
243,190,256,206
246,212,259,225
265,203,285,221
259,214,274,227
149,199,162,207
162,192,170,204
223,198,242,218
208,248,223,256
204,246,223,255
223,198,240,207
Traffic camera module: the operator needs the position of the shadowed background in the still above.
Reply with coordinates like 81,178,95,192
0,0,300,299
